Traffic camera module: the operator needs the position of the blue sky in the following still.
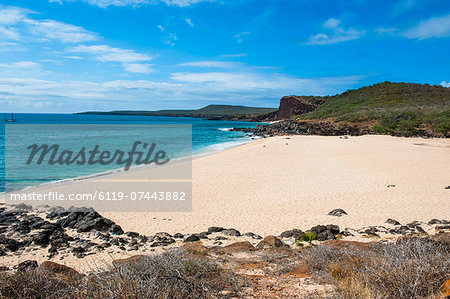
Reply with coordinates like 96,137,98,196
0,0,449,112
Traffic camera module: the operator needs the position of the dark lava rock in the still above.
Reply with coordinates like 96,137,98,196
207,226,225,234
328,209,348,217
243,232,263,240
110,224,124,235
151,233,175,246
15,223,31,234
125,232,140,238
0,237,23,251
154,232,172,239
310,225,340,241
340,230,354,237
363,227,379,237
46,207,71,220
395,226,412,235
173,233,184,239
184,234,200,242
407,221,422,227
196,232,209,239
280,229,304,240
72,246,85,258
10,204,33,213
17,260,38,272
214,236,228,241
32,233,50,247
428,219,443,225
55,208,123,235
385,218,401,226
436,224,450,230
415,226,426,234
223,228,241,237
0,212,19,225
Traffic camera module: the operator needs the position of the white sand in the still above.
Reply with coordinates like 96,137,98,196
3,135,450,236
102,135,450,235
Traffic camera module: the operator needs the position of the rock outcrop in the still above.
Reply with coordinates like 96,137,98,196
276,96,325,120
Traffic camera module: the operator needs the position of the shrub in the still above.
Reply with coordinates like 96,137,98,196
300,231,316,244
396,119,418,135
301,237,450,298
0,249,244,299
372,124,392,134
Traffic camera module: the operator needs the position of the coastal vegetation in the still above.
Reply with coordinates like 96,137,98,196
77,104,277,120
295,82,450,135
0,249,244,298
302,237,450,298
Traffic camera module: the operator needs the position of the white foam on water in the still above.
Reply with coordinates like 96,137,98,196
217,128,233,131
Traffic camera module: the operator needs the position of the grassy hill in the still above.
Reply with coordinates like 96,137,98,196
296,82,450,135
78,105,277,119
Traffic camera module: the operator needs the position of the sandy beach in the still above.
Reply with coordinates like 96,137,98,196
4,135,449,236
103,135,450,235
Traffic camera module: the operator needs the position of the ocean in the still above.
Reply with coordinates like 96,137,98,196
0,113,262,193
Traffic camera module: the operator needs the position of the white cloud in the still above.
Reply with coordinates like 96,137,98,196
375,27,398,35
185,18,194,27
64,55,83,59
404,13,450,39
0,26,20,40
0,73,363,112
24,19,97,43
170,72,363,94
323,18,341,30
178,61,239,68
158,25,165,31
307,18,365,45
221,53,247,58
0,6,97,43
163,32,177,46
67,44,153,73
441,81,450,87
123,63,154,73
0,61,39,69
234,31,250,43
0,6,28,25
49,0,215,8
68,44,151,62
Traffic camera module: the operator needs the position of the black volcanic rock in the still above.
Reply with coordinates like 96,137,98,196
328,209,348,217
310,225,340,241
385,218,401,225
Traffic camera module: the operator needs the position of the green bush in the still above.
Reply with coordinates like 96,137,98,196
372,124,393,134
396,119,418,134
300,231,316,244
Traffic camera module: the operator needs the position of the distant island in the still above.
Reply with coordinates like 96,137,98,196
76,105,277,121
78,82,450,137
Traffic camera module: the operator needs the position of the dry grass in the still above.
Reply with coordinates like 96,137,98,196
301,237,450,298
0,248,244,298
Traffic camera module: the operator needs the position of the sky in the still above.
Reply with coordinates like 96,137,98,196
0,0,449,113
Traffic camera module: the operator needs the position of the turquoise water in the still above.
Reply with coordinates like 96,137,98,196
0,113,261,192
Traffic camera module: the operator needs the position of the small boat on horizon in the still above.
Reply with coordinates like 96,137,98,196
4,113,16,123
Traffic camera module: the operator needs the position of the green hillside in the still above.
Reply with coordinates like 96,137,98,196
297,82,450,135
78,105,276,118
